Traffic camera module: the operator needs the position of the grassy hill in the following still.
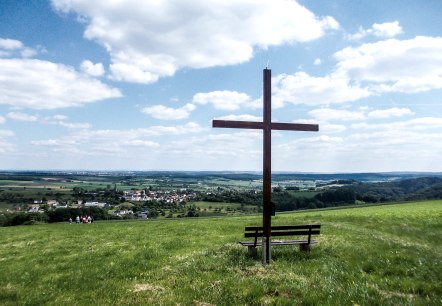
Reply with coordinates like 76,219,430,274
0,201,441,305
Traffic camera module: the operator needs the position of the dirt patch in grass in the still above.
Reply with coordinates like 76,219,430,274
132,283,165,293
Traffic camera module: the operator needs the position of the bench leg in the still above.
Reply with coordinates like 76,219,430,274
299,244,310,252
248,246,257,258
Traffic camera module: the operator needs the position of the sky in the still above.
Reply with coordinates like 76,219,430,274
0,0,441,172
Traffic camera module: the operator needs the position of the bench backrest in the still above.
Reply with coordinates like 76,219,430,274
244,224,321,236
244,224,321,245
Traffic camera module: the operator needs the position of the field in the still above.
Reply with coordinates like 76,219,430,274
0,201,441,305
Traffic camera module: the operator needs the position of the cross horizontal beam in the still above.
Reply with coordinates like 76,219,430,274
212,120,318,132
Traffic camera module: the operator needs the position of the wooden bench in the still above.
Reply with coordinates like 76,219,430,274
239,224,321,258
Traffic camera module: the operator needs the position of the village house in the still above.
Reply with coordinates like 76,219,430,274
137,210,150,219
113,209,133,217
28,204,44,213
47,200,59,206
84,201,106,208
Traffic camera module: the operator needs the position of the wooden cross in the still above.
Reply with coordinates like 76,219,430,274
212,69,319,264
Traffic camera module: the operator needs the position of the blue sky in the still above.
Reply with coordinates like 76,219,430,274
0,0,441,172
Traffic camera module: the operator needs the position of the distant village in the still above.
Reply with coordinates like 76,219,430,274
25,180,347,217
27,189,197,219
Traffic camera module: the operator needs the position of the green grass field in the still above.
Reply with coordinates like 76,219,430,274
1,201,441,305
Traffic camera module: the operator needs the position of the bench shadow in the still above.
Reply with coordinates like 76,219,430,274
223,244,323,266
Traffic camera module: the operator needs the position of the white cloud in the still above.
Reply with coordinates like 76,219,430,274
272,72,370,106
347,21,403,40
52,115,68,120
7,112,39,122
51,0,338,83
80,60,105,77
308,107,416,124
372,21,403,37
352,117,442,131
0,58,122,109
0,38,23,50
141,103,196,120
0,129,15,153
0,116,5,124
308,108,365,122
274,36,442,107
0,130,15,137
20,47,38,58
19,114,91,129
169,130,263,163
272,116,442,172
321,16,340,31
123,140,160,148
193,90,253,110
268,36,442,107
334,36,442,93
0,142,14,153
321,124,347,133
214,114,262,121
313,58,322,65
56,121,91,129
368,107,414,119
0,38,40,58
31,122,203,155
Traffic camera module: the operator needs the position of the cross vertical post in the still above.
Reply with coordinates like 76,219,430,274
262,69,272,263
212,68,319,265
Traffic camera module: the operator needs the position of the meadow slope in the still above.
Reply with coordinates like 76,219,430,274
0,201,441,305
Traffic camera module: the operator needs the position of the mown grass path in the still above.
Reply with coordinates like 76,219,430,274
1,201,441,305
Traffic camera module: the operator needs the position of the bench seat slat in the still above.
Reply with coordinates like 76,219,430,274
239,239,318,247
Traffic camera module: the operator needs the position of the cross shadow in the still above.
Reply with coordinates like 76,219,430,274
223,244,322,266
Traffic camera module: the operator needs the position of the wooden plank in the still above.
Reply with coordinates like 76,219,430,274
271,122,319,132
271,230,320,237
244,229,320,238
239,240,318,246
213,121,319,132
212,120,263,129
263,68,272,264
245,224,321,231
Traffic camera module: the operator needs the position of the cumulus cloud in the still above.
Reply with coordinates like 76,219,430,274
193,90,254,110
308,107,414,123
54,121,91,129
0,58,122,109
272,72,370,106
0,116,5,124
51,0,338,83
0,129,15,153
0,37,40,58
321,124,347,134
7,112,39,122
334,36,442,93
351,117,442,131
31,122,204,155
372,21,403,37
368,107,414,119
271,36,442,107
80,60,105,77
141,103,196,120
52,115,68,120
347,21,403,40
214,114,263,121
0,38,23,50
272,115,442,172
308,108,365,122
0,130,15,137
